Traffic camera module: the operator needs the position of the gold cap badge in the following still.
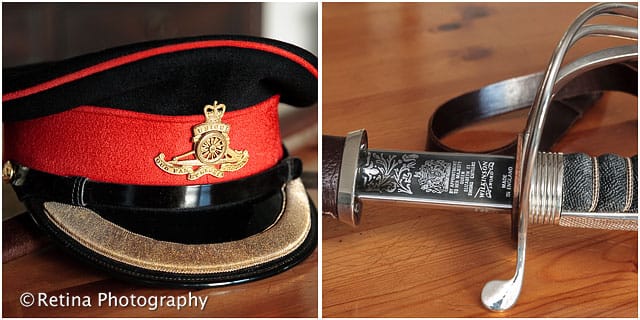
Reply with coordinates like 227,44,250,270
155,102,249,180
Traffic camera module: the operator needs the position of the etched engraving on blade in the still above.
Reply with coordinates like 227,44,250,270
415,160,451,194
362,152,418,194
360,151,515,208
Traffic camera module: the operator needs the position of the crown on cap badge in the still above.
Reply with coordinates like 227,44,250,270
154,101,249,180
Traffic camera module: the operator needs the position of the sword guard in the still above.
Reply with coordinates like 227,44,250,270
483,2,638,312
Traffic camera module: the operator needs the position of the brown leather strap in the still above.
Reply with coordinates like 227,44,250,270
3,213,49,263
428,63,638,154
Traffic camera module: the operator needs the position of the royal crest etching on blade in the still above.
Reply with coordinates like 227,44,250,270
154,101,249,180
414,160,451,194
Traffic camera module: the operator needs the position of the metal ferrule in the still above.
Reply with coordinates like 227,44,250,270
337,129,368,226
529,152,564,225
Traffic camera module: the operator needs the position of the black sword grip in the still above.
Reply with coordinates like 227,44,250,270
322,135,346,220
562,153,637,213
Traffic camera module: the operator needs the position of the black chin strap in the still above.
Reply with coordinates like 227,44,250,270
428,63,638,155
10,157,302,210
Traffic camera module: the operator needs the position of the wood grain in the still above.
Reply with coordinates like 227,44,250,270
322,2,637,317
3,248,317,317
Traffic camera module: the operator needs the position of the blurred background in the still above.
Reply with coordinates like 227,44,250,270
3,3,317,67
2,2,319,220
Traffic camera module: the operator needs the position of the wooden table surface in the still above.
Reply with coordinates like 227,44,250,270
2,143,318,318
322,2,637,317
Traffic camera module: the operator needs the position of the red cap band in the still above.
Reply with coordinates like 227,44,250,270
4,95,283,185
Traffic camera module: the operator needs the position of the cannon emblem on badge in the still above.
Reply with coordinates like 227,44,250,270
154,101,249,180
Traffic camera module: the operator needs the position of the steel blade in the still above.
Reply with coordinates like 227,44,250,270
358,150,516,209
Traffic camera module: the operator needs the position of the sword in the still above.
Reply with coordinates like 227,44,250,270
322,2,638,312
323,131,637,229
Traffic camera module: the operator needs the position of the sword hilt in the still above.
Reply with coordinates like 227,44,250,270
480,3,637,312
530,152,637,230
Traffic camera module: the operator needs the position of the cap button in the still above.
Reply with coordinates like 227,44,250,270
2,161,15,183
